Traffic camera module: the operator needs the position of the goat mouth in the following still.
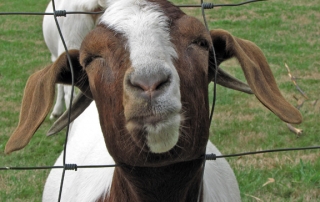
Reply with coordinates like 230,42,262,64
126,112,177,126
142,115,167,126
126,113,181,154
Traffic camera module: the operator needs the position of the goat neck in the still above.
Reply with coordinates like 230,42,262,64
100,159,204,202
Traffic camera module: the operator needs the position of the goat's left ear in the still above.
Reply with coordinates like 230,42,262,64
209,29,302,124
5,50,91,154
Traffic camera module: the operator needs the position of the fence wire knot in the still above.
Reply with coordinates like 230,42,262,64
202,3,214,9
205,153,217,160
54,10,66,17
64,164,77,171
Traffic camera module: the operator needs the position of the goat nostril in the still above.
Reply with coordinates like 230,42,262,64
154,79,168,91
129,73,170,94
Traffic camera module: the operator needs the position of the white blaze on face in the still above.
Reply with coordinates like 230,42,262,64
100,0,182,153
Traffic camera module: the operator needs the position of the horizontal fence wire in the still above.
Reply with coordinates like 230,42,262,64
0,0,266,16
2,145,320,171
0,164,119,171
1,146,320,171
1,0,319,201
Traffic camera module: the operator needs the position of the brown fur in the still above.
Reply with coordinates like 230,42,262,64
102,160,204,202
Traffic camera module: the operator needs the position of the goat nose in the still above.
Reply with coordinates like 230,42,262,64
129,71,171,98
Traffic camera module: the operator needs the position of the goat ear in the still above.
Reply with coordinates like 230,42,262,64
210,67,253,94
209,29,302,124
5,50,90,154
47,92,92,136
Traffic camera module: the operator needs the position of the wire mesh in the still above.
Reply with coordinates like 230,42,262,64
0,0,319,201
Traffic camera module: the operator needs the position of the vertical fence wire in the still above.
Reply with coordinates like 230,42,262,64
49,0,75,200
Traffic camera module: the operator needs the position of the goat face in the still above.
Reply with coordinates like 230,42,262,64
5,0,302,168
79,8,211,165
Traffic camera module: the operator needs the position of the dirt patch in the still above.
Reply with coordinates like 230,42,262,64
237,132,265,145
251,188,320,202
213,108,256,124
290,0,320,7
227,10,260,22
231,151,320,170
301,70,320,80
281,13,312,25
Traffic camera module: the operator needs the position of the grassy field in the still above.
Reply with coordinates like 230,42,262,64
0,0,319,201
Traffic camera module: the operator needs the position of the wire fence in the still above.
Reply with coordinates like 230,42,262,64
1,0,319,201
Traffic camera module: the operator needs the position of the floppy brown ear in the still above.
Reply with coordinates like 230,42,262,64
211,67,253,94
47,92,92,136
209,29,302,124
5,50,90,154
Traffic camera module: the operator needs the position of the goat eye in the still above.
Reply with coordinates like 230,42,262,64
83,55,101,67
193,39,209,50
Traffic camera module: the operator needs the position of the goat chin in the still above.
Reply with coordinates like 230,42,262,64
43,102,240,202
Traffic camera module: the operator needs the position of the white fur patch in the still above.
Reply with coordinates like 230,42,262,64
100,0,178,63
100,0,182,153
43,103,114,202
146,114,181,153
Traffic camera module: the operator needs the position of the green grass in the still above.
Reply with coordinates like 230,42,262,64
1,0,319,201
0,1,66,201
201,0,320,201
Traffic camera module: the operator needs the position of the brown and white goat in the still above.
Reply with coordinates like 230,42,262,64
5,0,302,201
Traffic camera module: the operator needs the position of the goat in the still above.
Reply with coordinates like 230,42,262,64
43,0,104,119
5,0,302,201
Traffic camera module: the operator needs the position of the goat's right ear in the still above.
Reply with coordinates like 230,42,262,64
209,29,302,124
5,50,91,154
47,92,92,136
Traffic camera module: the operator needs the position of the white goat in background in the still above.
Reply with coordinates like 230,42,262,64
43,0,105,119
